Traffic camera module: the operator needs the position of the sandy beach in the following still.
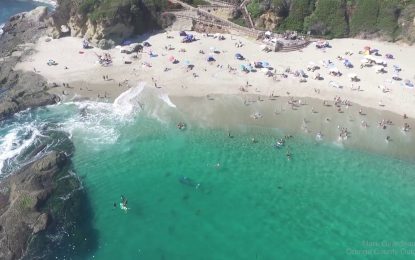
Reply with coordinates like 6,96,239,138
15,31,415,120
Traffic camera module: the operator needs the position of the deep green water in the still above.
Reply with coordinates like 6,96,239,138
2,91,415,259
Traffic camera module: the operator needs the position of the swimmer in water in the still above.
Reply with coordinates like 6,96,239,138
286,149,292,160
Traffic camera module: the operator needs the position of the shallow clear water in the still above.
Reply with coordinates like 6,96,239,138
1,88,415,259
69,117,415,259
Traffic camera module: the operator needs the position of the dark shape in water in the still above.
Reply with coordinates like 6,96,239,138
179,176,200,188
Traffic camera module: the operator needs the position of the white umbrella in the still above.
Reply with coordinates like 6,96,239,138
348,73,357,78
360,58,369,63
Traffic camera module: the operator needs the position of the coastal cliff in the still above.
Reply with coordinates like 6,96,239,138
242,0,415,42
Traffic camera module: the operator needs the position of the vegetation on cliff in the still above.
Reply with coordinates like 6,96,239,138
244,0,415,42
54,0,177,42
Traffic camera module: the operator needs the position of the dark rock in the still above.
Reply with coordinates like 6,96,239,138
0,152,66,260
97,38,115,50
0,8,59,121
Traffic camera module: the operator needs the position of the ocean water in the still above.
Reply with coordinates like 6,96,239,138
0,0,53,34
1,86,415,259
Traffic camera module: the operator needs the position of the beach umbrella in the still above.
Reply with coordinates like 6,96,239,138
240,64,246,71
207,55,215,62
235,53,244,60
184,60,190,66
262,61,270,68
364,46,371,50
404,80,414,87
168,56,175,62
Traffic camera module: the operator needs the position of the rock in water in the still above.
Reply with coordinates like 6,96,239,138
0,152,66,259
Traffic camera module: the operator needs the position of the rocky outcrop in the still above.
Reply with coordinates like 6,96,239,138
0,152,67,260
255,12,283,31
50,0,174,45
0,8,97,259
0,7,60,121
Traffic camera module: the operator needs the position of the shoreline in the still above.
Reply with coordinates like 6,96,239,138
51,84,415,162
16,31,415,119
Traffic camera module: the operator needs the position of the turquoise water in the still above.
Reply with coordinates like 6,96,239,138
2,92,415,259
70,113,415,259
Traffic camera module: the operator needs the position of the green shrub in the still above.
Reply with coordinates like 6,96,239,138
280,0,316,32
377,0,402,38
304,0,348,38
349,0,379,35
247,0,263,18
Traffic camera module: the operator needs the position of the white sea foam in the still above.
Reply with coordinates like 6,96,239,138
158,93,177,108
0,23,4,36
33,0,57,7
60,82,147,145
0,125,40,174
113,82,146,117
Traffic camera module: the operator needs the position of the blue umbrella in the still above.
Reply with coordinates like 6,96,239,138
262,61,270,68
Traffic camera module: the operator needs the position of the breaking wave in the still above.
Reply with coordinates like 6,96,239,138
0,124,41,174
